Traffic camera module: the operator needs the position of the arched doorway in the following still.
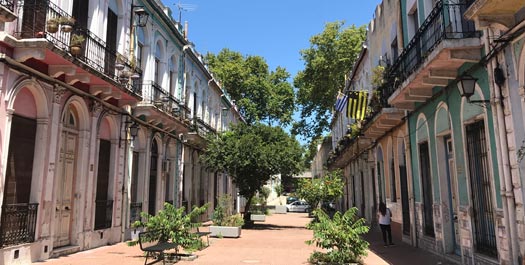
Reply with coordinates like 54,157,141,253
55,104,80,247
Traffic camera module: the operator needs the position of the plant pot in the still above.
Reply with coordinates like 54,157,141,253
274,205,287,214
115,63,125,71
70,46,82,56
47,23,59,33
209,226,241,238
61,25,73,33
250,214,266,222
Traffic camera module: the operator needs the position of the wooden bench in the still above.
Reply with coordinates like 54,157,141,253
138,230,179,265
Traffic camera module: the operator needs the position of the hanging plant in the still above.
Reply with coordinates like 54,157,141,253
69,34,85,56
59,16,75,33
46,17,60,33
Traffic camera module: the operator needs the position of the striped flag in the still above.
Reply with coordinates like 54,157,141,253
347,90,369,120
334,92,348,112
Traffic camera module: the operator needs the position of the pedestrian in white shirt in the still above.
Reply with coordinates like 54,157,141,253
378,202,394,247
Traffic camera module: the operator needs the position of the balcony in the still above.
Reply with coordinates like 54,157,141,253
3,1,141,102
465,0,525,28
134,81,191,132
94,200,113,230
384,0,481,110
0,0,16,22
0,203,38,248
185,117,216,148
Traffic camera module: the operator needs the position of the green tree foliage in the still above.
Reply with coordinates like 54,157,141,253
212,194,244,227
205,49,295,125
293,21,367,140
306,207,370,264
296,170,344,210
202,123,303,222
129,203,208,252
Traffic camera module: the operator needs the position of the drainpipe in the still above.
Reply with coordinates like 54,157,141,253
486,27,518,264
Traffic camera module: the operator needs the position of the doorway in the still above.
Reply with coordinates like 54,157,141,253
444,136,460,254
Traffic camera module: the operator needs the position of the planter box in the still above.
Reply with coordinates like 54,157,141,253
250,214,266,222
274,205,287,214
209,226,241,238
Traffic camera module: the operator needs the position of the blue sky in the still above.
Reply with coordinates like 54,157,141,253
161,0,380,143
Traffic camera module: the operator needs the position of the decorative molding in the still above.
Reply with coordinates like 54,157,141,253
91,101,103,117
53,85,67,104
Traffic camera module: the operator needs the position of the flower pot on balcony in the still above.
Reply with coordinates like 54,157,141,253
59,16,75,33
70,46,82,56
46,18,59,33
69,34,84,56
115,63,125,71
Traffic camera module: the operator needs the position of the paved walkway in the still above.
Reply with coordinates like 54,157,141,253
34,213,456,265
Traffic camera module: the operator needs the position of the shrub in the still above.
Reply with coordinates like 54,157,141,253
306,207,369,264
212,194,244,227
128,202,208,253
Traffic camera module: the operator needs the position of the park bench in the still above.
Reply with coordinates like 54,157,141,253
138,230,179,265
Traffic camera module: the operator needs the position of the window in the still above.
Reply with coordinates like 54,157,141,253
419,141,434,237
391,37,398,62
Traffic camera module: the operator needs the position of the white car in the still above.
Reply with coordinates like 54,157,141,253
286,200,310,212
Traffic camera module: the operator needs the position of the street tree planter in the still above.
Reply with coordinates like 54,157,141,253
274,205,287,214
209,225,241,238
250,214,266,222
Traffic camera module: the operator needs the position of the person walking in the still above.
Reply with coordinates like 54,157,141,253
378,202,394,247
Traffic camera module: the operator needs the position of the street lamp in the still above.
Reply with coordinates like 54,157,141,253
131,1,149,28
457,75,489,104
129,122,139,139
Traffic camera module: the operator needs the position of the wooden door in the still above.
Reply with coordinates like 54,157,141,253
55,130,77,247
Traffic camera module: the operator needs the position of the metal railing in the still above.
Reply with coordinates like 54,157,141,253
139,81,190,119
0,203,38,248
191,117,216,137
129,202,142,225
383,0,478,98
94,200,113,230
17,1,140,96
0,0,15,13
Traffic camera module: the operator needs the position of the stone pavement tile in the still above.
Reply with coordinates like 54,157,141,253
33,213,456,265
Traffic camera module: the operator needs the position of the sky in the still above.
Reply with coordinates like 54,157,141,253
160,0,381,143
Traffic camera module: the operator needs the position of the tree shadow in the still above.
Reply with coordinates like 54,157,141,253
245,223,306,230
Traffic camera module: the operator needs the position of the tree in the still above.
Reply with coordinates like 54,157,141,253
202,123,303,222
293,21,367,140
205,49,295,125
296,170,344,210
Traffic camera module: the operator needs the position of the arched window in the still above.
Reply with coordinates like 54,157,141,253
136,27,145,71
169,56,177,96
155,42,162,85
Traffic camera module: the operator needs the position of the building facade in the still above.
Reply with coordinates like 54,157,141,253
328,0,525,264
0,0,241,263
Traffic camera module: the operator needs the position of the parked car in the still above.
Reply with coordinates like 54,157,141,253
286,200,310,212
286,196,299,205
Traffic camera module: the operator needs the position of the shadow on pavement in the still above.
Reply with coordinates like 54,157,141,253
246,223,306,230
363,226,457,265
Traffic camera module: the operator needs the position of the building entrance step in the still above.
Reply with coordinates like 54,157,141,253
50,245,80,258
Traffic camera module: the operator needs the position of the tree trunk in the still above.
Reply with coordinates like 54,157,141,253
243,193,254,224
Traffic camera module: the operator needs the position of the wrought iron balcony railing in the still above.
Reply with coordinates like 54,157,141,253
0,0,15,13
94,200,113,230
139,81,190,120
383,0,478,99
17,1,139,96
191,117,216,137
129,202,142,225
0,203,38,248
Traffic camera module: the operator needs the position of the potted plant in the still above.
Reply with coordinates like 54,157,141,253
58,16,75,32
306,207,369,265
128,203,209,259
69,34,85,56
46,17,60,33
249,187,269,222
209,194,244,238
115,54,126,71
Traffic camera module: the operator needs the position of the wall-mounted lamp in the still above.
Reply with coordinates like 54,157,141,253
132,5,149,27
457,75,490,104
129,122,139,139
